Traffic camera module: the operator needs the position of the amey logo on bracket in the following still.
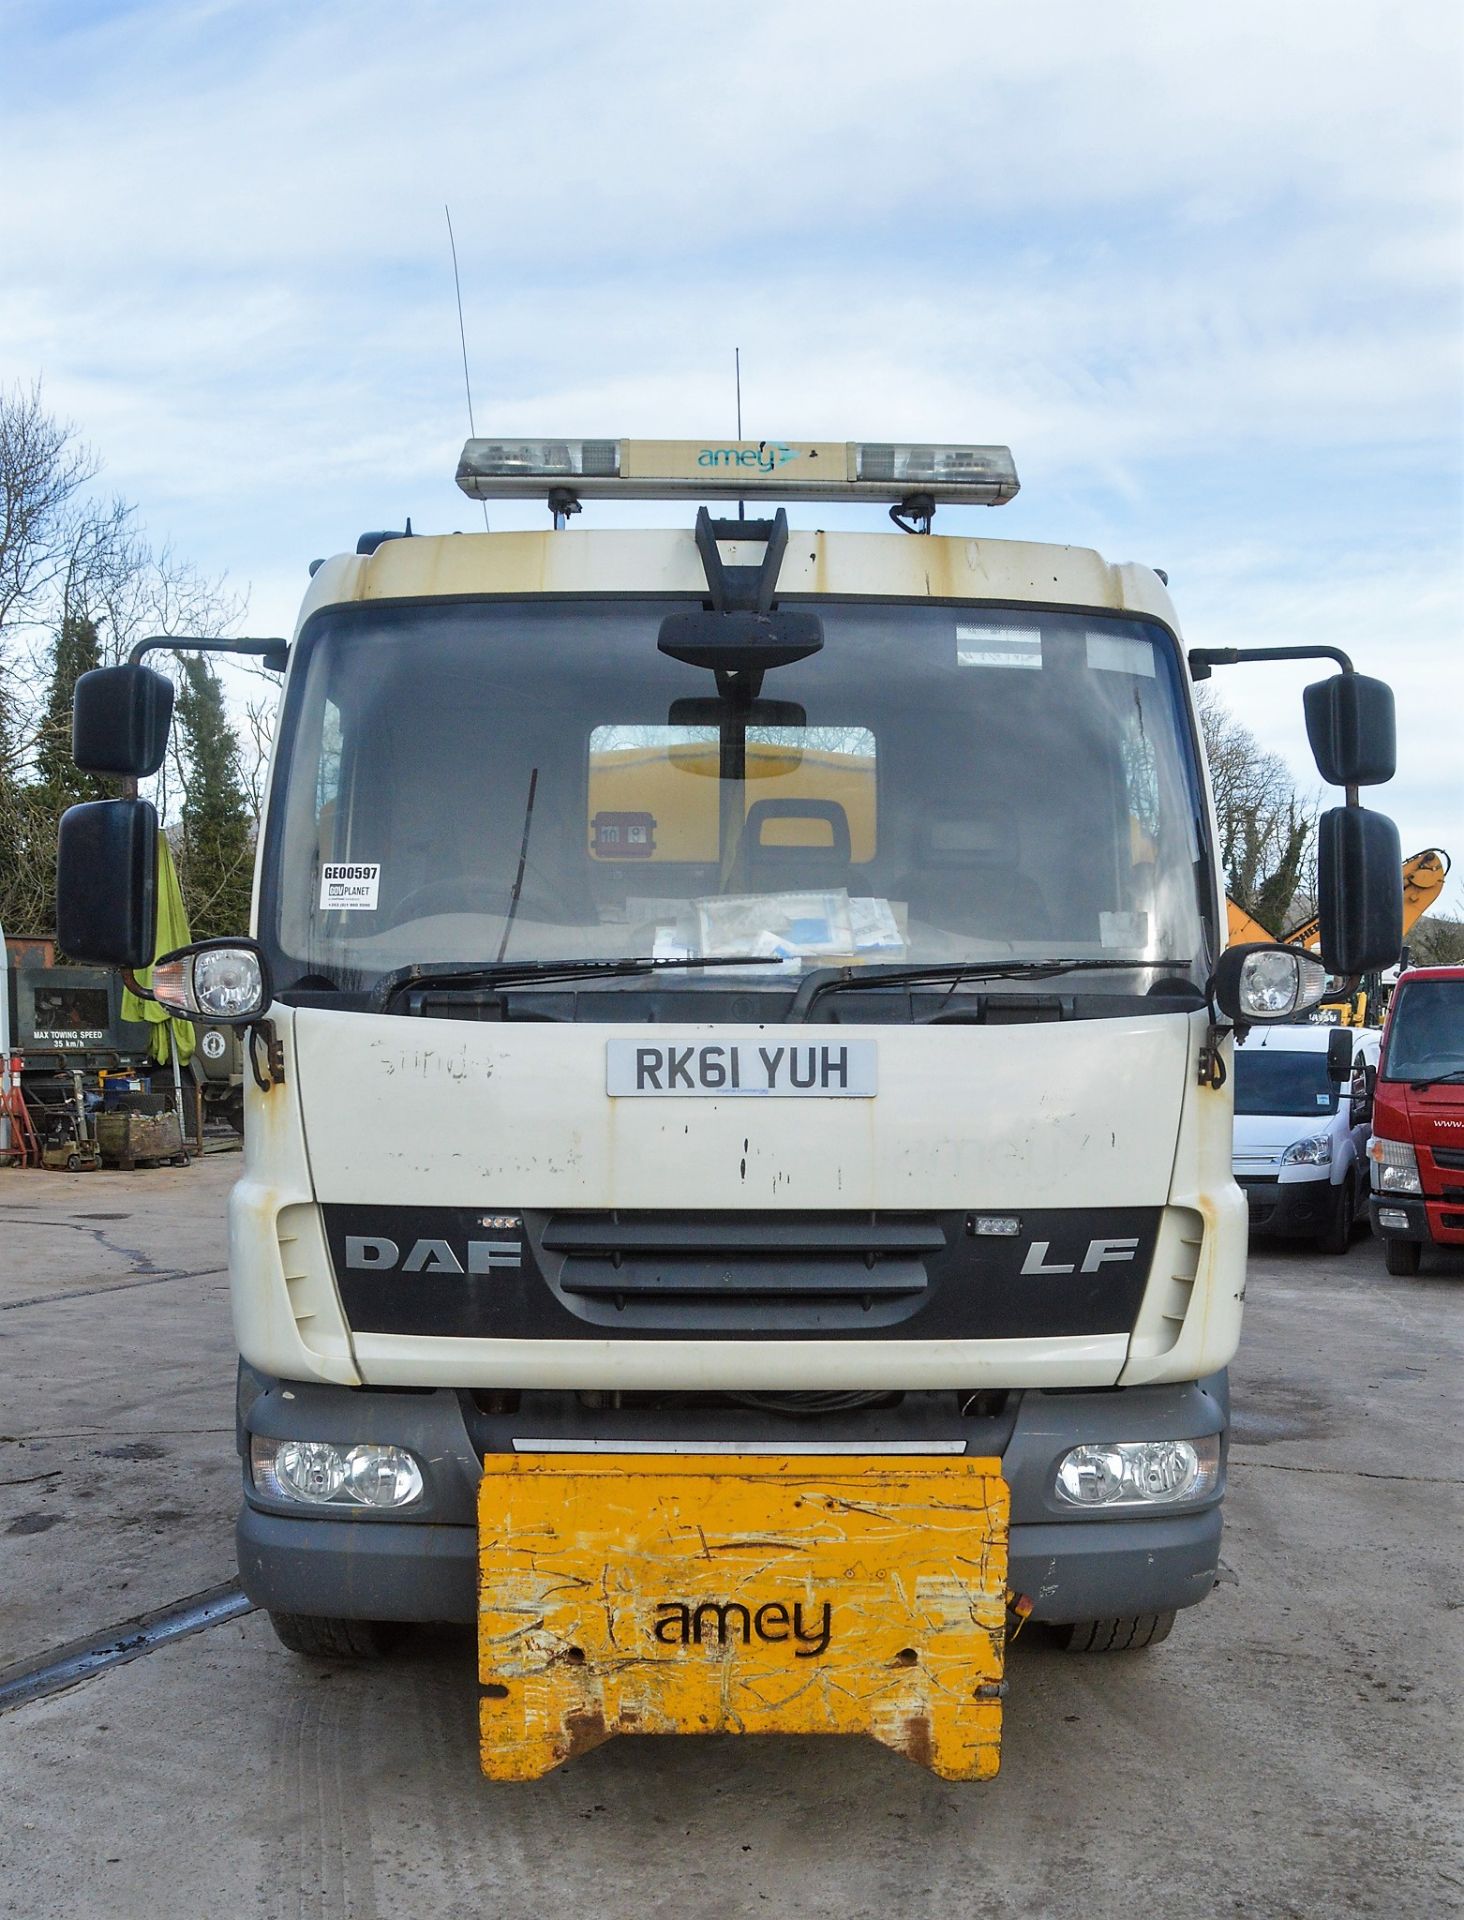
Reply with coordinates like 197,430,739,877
697,441,799,473
653,1597,833,1657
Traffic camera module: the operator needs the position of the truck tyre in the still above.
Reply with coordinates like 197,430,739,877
1048,1611,1176,1653
1317,1177,1355,1256
1384,1237,1422,1276
267,1611,408,1659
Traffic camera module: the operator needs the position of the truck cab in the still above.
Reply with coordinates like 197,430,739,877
54,434,1406,1778
1367,964,1464,1273
238,492,1236,1641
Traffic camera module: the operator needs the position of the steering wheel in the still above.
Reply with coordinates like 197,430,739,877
388,874,574,925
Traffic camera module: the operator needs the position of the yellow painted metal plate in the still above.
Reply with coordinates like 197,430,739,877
477,1453,1008,1781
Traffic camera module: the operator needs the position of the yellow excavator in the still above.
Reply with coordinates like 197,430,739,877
1226,847,1451,1025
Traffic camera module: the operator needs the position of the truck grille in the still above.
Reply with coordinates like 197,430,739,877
541,1212,942,1300
324,1202,1159,1342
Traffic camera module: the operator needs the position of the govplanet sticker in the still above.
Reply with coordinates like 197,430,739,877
320,863,380,911
607,1039,876,1097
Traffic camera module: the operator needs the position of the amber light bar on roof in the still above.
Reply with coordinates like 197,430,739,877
454,438,1020,506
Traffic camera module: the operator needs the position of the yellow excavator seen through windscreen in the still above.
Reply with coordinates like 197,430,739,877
587,735,878,867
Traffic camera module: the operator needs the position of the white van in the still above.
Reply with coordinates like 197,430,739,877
1232,1023,1380,1253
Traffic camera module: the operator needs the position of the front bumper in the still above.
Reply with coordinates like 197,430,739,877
1237,1174,1334,1238
1368,1192,1464,1246
236,1372,1227,1628
238,1501,1223,1629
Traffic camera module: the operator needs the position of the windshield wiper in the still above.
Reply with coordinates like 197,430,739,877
1408,1065,1464,1090
371,954,790,1011
788,958,1193,1023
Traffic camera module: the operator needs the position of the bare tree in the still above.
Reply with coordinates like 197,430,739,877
1196,685,1318,934
0,382,97,638
0,383,249,937
1408,896,1464,967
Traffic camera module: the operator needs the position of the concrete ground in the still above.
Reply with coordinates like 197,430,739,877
1,1157,1460,1920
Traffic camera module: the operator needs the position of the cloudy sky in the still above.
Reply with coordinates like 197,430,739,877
4,0,1460,877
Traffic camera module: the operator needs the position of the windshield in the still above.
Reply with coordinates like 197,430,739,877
1381,980,1464,1082
260,599,1210,996
1232,1046,1340,1118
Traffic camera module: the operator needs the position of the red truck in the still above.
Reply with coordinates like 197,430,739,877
1367,964,1464,1274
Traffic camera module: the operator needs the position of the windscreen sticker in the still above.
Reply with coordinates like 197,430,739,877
956,625,1042,669
1086,631,1156,677
320,862,381,911
1099,910,1150,948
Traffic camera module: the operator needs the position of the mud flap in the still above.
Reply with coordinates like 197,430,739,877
477,1452,1008,1781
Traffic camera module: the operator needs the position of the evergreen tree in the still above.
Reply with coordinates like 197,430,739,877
23,614,108,936
174,654,253,940
0,675,28,935
33,613,103,807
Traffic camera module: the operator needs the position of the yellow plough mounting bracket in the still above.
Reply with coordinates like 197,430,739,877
477,1453,1009,1781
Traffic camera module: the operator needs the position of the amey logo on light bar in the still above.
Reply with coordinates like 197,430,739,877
343,1235,521,1275
653,1598,833,1658
697,441,798,472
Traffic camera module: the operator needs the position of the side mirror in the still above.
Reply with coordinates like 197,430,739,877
1325,1027,1355,1084
1303,674,1395,787
1212,943,1328,1024
73,664,175,778
56,799,158,967
1350,1062,1375,1129
1316,806,1403,975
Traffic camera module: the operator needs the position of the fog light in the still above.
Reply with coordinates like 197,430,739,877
1377,1208,1411,1230
1055,1436,1220,1509
251,1437,424,1509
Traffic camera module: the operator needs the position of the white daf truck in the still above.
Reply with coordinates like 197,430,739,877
57,437,1403,1778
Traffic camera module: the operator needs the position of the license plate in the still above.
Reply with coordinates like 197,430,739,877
606,1038,876,1097
477,1452,1008,1780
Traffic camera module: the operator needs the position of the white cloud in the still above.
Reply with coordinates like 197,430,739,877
1,0,1459,868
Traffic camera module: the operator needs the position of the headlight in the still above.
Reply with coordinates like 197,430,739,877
1281,1133,1333,1167
1055,1436,1220,1509
250,1437,424,1509
1368,1136,1421,1195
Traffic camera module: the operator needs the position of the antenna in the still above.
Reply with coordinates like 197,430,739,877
735,346,745,519
445,204,490,531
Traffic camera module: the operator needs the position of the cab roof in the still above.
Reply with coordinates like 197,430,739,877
294,526,1180,640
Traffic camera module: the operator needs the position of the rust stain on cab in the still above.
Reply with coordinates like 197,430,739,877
477,1453,1008,1782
